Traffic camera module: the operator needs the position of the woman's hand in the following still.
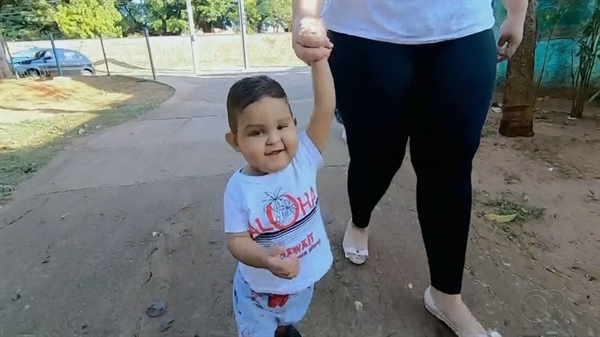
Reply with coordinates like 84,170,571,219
292,16,333,65
497,16,525,62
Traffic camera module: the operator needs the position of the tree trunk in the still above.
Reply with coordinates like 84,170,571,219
499,0,537,137
0,36,15,80
161,18,168,35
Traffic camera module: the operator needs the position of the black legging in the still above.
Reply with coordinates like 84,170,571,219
328,29,497,295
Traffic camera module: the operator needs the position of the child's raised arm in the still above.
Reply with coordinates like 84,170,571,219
306,58,336,153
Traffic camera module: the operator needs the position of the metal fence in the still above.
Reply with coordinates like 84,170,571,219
3,0,599,89
4,31,304,80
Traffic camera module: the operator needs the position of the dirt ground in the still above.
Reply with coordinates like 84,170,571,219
470,96,600,335
0,76,174,202
0,73,598,337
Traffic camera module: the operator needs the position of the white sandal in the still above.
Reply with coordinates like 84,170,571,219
424,286,502,337
342,219,369,265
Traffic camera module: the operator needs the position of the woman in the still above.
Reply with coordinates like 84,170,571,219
291,1,526,337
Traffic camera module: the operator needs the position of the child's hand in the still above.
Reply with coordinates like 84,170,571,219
265,246,300,279
293,17,332,65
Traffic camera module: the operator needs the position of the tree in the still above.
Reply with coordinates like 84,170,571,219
195,0,289,34
55,0,123,39
144,0,188,35
499,0,537,137
0,0,19,79
0,35,15,79
570,5,600,118
240,0,263,33
220,0,262,33
0,0,60,40
193,0,234,32
258,0,292,32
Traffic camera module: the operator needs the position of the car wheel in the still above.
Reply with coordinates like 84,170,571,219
24,69,40,77
81,69,93,76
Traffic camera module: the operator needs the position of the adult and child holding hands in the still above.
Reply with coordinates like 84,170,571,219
221,1,527,336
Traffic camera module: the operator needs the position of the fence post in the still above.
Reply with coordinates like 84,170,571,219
185,0,200,74
48,33,63,76
143,28,156,80
99,35,110,76
238,0,250,70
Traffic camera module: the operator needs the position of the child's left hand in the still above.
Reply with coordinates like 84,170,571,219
265,246,300,279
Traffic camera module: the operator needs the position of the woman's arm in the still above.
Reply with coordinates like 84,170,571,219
293,0,325,19
502,0,528,22
291,0,331,64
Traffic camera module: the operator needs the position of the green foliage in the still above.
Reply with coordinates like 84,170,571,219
0,0,60,40
2,0,294,40
119,0,289,35
258,0,291,31
55,0,123,38
247,0,265,32
225,0,292,33
229,0,261,33
193,0,234,31
143,0,187,35
536,1,583,39
570,2,600,117
494,0,596,41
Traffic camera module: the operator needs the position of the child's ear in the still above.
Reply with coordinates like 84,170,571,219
225,132,241,152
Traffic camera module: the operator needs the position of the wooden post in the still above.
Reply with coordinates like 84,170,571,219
99,35,110,76
143,28,156,80
49,33,63,76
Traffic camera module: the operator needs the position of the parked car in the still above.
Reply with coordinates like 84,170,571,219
11,48,95,77
9,46,45,64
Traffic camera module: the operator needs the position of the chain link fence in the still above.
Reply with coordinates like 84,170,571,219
5,32,304,78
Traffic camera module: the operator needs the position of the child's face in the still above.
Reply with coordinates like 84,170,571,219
228,96,298,174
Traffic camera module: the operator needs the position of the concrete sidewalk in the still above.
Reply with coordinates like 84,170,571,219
0,74,563,337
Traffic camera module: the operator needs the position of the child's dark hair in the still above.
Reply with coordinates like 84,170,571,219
226,75,289,134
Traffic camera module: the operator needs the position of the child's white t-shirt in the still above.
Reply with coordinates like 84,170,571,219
223,131,333,295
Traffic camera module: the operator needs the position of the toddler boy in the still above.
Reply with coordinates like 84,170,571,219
222,53,335,336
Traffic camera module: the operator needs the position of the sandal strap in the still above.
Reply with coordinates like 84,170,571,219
343,247,369,258
470,331,502,337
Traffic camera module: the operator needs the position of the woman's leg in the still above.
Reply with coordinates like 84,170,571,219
327,31,416,263
409,30,498,335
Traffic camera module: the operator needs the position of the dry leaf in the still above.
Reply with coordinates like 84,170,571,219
484,213,517,223
407,282,413,290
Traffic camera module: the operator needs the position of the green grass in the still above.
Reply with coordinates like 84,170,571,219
481,198,546,223
476,195,547,245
